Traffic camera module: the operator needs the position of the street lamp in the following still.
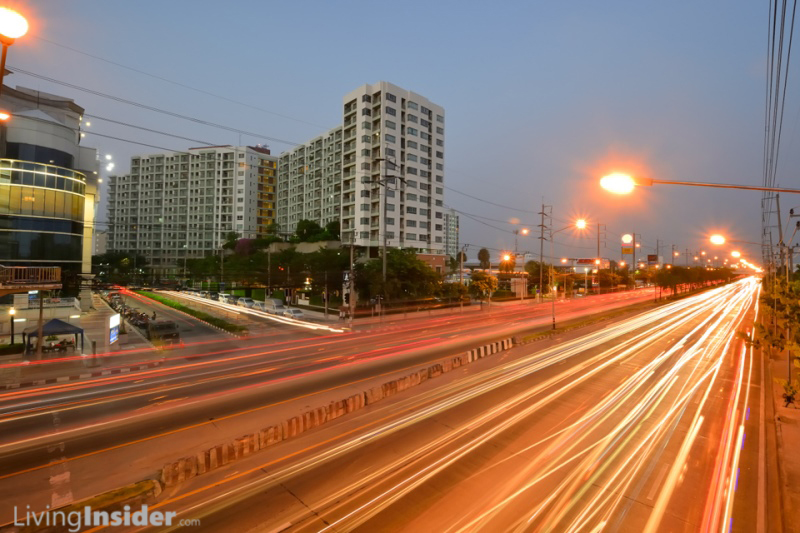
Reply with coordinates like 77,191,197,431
0,7,28,97
8,307,15,344
600,172,800,195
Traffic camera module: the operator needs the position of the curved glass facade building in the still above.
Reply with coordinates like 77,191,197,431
0,83,98,294
0,159,86,264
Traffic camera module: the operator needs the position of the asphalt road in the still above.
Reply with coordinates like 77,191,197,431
0,286,664,523
139,278,764,532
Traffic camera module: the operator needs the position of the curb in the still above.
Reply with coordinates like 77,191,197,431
158,337,514,488
1,360,164,391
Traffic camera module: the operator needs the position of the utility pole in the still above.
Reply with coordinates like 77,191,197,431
349,232,355,330
538,203,550,303
34,290,44,359
777,194,785,274
597,223,601,259
324,270,328,320
267,250,271,298
459,244,467,312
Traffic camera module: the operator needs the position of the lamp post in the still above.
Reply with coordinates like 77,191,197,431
550,219,588,329
0,7,28,98
600,172,800,196
8,307,15,344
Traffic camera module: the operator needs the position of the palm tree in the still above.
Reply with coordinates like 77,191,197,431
478,248,491,269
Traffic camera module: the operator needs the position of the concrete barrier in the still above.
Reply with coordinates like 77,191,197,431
158,336,514,487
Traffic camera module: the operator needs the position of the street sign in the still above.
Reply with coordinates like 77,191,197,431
647,254,658,265
622,246,634,254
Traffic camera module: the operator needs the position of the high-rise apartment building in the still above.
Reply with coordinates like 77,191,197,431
444,208,459,259
108,145,276,277
278,81,446,254
277,127,342,233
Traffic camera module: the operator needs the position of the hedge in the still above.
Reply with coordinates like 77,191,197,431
136,291,248,335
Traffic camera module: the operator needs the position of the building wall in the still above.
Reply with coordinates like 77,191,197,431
444,208,459,258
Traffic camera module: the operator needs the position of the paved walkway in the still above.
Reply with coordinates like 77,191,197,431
769,348,800,533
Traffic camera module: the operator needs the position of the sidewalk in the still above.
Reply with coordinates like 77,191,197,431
0,293,156,388
769,348,800,533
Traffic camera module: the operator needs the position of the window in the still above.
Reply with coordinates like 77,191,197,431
362,94,372,103
421,196,429,203
237,215,244,220
407,154,418,162
407,167,418,175
239,153,244,158
420,119,430,128
407,127,418,136
435,211,443,219
386,217,395,225
386,203,395,211
407,233,416,240
436,139,444,147
386,106,396,116
435,236,443,243
360,190,370,197
360,231,370,238
420,170,430,177
406,180,417,188
407,140,418,149
407,193,418,201
385,120,396,130
361,203,370,211
407,207,417,214
435,224,443,231
436,127,444,135
386,93,396,102
420,157,430,165
407,101,418,110
436,151,444,159
420,183,429,191
435,200,443,206
419,221,429,229
406,220,417,228
436,163,443,170
360,217,369,225
421,106,430,115
436,175,444,183
387,189,396,198
362,108,371,116
420,132,430,141
436,187,443,194
386,134,396,143
437,114,444,123
408,114,418,123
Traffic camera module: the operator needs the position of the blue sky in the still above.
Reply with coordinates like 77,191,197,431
10,0,798,264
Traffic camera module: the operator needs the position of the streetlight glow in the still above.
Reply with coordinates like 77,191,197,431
621,234,633,244
710,234,726,245
731,251,741,258
576,219,587,229
0,8,29,40
520,228,529,235
600,173,636,194
503,254,511,262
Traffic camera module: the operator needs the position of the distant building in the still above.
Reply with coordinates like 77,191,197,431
278,81,446,255
108,145,277,278
0,84,99,295
94,230,108,255
444,208,459,258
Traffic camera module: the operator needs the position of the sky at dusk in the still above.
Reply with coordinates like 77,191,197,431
7,0,798,265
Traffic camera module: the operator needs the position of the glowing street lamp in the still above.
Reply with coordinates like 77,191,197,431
710,234,726,245
576,218,587,230
732,251,741,258
8,307,15,344
621,234,633,244
600,172,800,195
0,7,28,97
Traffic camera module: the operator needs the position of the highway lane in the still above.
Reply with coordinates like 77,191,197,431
0,287,663,499
144,278,762,533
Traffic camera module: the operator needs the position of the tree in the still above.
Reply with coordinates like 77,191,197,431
469,270,498,300
355,249,441,301
222,232,240,251
295,219,324,242
524,261,552,293
478,248,491,269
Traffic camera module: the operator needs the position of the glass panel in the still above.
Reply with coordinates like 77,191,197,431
0,184,8,214
32,188,45,216
44,189,56,217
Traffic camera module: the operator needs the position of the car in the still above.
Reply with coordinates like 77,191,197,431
209,292,220,301
237,297,255,308
146,320,181,345
252,301,267,312
282,308,305,319
262,298,286,315
218,293,233,304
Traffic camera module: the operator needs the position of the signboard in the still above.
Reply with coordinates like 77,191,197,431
109,313,120,345
575,258,598,265
343,271,350,282
621,246,634,255
647,254,658,265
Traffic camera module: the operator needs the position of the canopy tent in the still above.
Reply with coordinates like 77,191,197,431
22,318,84,353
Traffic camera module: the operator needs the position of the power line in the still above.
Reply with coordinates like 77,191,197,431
8,66,303,148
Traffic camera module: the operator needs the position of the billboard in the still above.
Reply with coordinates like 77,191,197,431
621,246,633,255
109,313,120,345
647,254,659,265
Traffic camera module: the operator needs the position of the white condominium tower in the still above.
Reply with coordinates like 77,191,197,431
108,145,277,277
278,81,445,254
